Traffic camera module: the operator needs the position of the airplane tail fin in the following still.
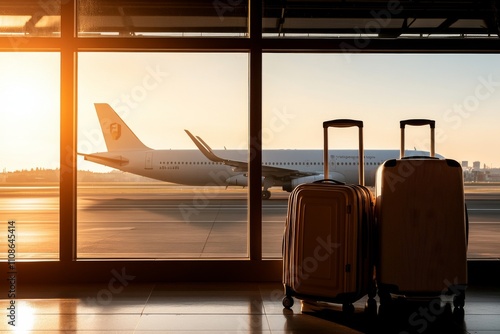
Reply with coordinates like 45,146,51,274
94,103,150,152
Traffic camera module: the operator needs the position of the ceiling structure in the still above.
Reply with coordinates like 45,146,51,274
2,1,499,284
264,0,500,38
0,1,499,38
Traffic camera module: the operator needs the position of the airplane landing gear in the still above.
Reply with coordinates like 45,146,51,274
261,177,275,200
262,190,271,200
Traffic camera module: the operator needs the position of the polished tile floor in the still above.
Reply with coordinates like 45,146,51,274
0,282,498,333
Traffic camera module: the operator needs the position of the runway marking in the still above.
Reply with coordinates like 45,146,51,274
78,204,285,208
80,204,256,207
82,227,135,231
78,221,248,224
0,221,58,223
5,220,497,225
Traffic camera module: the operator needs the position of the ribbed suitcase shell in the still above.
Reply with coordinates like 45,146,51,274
283,182,374,304
282,119,375,310
375,120,467,304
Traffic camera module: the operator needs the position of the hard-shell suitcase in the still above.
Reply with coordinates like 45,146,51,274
282,119,376,312
375,119,467,308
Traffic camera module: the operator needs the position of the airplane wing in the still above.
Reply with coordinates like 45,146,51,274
184,130,318,178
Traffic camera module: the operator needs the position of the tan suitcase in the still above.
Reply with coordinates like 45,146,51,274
282,119,376,312
375,119,467,308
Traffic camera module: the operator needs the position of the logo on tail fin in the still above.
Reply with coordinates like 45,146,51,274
94,103,150,151
110,123,121,140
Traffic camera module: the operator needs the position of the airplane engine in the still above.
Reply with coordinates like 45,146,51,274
282,172,346,192
225,174,249,186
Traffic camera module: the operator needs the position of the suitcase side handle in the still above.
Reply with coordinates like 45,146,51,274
400,119,435,158
323,119,364,186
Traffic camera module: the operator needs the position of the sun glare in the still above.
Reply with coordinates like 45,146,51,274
0,60,57,118
0,53,60,172
1,80,41,116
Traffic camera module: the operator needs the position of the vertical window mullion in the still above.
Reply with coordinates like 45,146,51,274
60,0,77,262
248,0,263,260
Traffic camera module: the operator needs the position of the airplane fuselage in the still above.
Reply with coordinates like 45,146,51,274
83,148,425,189
82,104,439,199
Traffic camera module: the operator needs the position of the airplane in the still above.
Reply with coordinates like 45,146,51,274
79,103,434,200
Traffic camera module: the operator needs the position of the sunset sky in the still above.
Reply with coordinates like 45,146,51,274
1,52,500,173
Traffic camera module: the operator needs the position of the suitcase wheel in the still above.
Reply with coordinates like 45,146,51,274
453,292,465,308
453,306,465,321
378,289,392,306
282,295,294,309
368,283,377,299
342,303,355,314
365,299,378,318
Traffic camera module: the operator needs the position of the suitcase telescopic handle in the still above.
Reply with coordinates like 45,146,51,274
400,119,435,158
323,119,364,186
323,119,363,128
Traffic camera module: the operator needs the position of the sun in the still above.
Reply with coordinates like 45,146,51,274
0,52,60,171
1,79,41,116
0,55,58,118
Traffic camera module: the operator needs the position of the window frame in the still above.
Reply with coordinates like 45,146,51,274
2,0,499,283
